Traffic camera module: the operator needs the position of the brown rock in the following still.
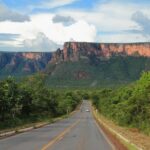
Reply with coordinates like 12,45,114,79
51,42,150,63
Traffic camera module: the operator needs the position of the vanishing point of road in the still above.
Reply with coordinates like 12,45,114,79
0,101,115,150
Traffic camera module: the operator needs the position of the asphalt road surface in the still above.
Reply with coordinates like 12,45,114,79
0,101,114,150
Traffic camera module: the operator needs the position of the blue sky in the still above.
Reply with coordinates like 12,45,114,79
3,0,98,10
2,0,149,10
0,0,149,51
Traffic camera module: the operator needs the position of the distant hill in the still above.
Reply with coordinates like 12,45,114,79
0,52,52,78
45,42,150,87
0,42,150,87
45,56,150,87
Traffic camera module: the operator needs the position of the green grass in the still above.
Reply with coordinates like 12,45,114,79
121,139,138,150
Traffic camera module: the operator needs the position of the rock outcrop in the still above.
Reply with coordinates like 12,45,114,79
0,52,52,75
22,53,44,60
1,42,150,77
51,42,150,63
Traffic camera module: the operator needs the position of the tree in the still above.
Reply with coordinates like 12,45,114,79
0,77,20,121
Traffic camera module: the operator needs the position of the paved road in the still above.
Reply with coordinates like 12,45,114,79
0,101,114,150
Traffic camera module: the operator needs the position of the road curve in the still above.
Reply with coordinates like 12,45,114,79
0,101,114,150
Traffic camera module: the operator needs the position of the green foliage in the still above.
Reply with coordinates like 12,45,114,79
1,56,150,88
0,74,82,129
45,56,150,88
0,77,21,121
91,72,150,135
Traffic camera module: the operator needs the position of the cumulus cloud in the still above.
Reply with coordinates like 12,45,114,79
52,15,76,26
131,11,150,37
0,0,149,47
0,4,30,22
0,13,97,52
56,0,150,42
22,32,61,52
64,20,97,42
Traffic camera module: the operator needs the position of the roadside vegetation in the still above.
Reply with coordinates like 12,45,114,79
0,74,82,130
1,71,150,137
91,72,150,135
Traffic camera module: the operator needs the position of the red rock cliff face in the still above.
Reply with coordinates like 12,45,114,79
51,42,150,63
0,52,52,75
22,53,43,60
100,43,150,57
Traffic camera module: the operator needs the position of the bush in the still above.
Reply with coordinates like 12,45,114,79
0,74,82,129
91,72,150,135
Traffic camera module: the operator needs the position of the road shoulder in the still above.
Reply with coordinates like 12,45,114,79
92,107,150,150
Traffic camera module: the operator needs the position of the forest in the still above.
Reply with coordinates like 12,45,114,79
0,74,82,129
91,72,150,135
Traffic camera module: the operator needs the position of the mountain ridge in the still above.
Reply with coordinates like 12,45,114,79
0,52,52,76
51,42,150,63
0,42,150,87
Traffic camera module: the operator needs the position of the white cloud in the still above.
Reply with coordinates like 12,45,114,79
131,11,150,38
0,4,30,22
22,32,61,51
27,13,96,43
55,1,150,41
0,0,149,51
63,20,96,42
0,13,97,51
57,2,145,32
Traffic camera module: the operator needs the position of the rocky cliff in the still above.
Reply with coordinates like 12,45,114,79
51,42,150,63
0,52,52,76
1,42,150,79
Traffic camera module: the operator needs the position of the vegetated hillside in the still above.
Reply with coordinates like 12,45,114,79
45,42,150,87
45,56,150,87
0,52,52,78
0,42,150,87
91,72,150,135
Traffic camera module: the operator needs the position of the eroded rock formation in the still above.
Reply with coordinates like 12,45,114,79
51,42,150,63
0,52,52,74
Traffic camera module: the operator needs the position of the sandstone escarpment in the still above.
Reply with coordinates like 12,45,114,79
0,52,52,75
22,53,43,60
51,42,150,63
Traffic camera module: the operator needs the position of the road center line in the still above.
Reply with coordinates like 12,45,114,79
41,119,80,150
